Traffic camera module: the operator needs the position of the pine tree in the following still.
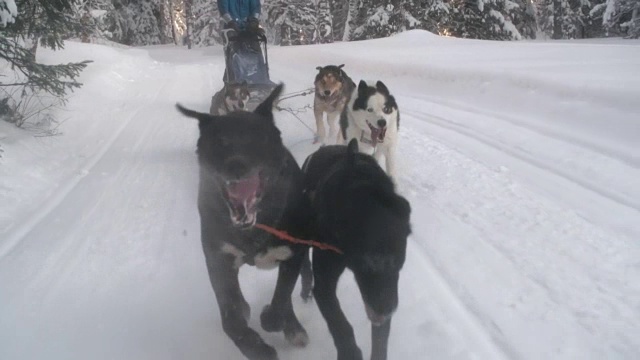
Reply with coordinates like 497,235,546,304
316,0,333,43
328,0,350,40
1,0,18,27
538,0,592,38
1,0,90,126
351,0,423,40
265,0,318,45
592,0,639,37
191,0,219,46
109,0,168,46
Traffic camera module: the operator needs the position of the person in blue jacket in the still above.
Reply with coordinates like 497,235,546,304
217,0,262,33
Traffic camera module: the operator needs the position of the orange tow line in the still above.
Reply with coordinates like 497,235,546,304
255,223,344,255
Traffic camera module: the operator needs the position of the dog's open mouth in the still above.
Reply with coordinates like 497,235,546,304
222,172,263,228
367,121,387,143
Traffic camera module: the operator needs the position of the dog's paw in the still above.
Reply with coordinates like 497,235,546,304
249,343,279,360
300,289,314,303
285,327,309,347
260,305,285,332
337,347,363,360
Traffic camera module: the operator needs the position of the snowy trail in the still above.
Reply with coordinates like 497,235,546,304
0,44,508,360
398,97,640,239
396,114,640,358
1,33,639,360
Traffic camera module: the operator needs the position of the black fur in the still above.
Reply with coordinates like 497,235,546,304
300,139,411,360
175,84,314,360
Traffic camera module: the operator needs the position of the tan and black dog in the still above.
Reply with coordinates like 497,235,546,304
313,64,355,145
210,81,251,115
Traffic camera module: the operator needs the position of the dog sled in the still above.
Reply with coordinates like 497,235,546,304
221,28,278,109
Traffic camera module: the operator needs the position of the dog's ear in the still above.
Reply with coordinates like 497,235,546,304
316,66,323,71
358,80,369,95
376,81,390,95
337,64,345,69
254,83,284,121
347,138,359,166
176,103,216,128
393,195,411,221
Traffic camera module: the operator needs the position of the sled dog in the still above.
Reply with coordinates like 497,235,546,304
209,81,251,115
313,64,355,145
176,84,314,360
340,80,399,180
300,139,411,360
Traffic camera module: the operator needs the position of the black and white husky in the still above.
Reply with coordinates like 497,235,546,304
340,80,399,180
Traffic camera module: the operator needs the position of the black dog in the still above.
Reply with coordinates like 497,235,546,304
176,84,314,360
301,139,411,360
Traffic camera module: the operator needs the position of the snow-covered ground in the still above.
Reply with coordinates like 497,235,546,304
1,30,639,360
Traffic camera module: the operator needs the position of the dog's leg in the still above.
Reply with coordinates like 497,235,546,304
314,106,326,144
261,249,309,347
313,252,363,360
203,245,276,360
370,319,392,360
383,144,397,182
299,249,313,302
327,111,340,145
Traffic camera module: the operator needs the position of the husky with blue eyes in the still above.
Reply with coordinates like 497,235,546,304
339,80,399,181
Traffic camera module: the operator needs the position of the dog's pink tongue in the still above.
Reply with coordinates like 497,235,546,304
227,174,260,206
370,126,387,143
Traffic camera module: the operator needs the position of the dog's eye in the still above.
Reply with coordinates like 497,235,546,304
383,106,393,114
367,108,373,113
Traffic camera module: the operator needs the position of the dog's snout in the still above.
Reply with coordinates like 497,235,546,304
377,119,387,128
324,90,331,96
225,157,249,178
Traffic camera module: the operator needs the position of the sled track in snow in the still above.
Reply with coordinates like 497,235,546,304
398,97,640,241
0,73,170,260
404,107,639,212
401,94,639,168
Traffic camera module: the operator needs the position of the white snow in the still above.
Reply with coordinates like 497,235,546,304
0,0,17,27
1,30,639,360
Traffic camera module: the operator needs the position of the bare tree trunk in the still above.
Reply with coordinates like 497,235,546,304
552,0,563,39
167,0,179,45
184,0,192,49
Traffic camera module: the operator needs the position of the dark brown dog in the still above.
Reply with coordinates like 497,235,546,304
313,64,355,144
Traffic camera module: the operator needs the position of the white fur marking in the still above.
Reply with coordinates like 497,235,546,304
254,246,293,270
221,242,246,269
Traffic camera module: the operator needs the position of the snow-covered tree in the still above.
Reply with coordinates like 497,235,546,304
0,0,90,126
328,0,351,40
108,0,168,46
265,0,318,45
591,0,639,37
351,1,422,40
0,0,18,27
537,0,594,38
316,0,333,43
191,0,220,46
